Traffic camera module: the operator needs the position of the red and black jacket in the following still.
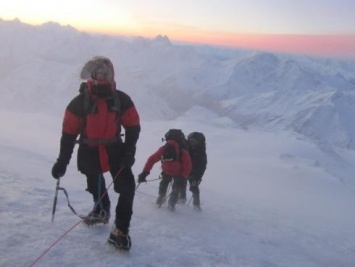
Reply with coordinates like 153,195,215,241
142,140,192,178
57,85,140,173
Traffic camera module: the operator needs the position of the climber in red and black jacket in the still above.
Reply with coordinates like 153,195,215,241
137,129,192,211
51,56,140,251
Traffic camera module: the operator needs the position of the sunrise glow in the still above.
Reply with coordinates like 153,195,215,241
1,0,355,58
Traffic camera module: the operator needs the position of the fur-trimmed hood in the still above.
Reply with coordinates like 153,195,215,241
80,56,115,83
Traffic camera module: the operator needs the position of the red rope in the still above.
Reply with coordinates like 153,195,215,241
29,166,125,266
28,219,83,267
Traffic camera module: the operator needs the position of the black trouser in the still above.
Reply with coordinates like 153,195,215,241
80,143,136,234
179,180,188,200
189,178,201,206
158,173,186,207
113,168,135,234
86,173,111,213
158,174,171,197
177,178,201,205
86,168,135,234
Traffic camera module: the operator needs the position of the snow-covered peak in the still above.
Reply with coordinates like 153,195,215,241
0,19,355,150
153,34,171,46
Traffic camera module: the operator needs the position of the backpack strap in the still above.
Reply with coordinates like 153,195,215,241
112,90,121,115
175,140,183,162
83,88,92,114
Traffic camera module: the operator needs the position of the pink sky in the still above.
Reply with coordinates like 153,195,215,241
1,0,355,59
169,31,355,59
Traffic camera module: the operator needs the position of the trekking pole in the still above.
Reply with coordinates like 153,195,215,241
51,178,61,223
167,179,173,193
187,195,193,206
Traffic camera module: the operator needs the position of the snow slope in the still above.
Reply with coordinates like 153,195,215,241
1,112,355,267
0,19,355,267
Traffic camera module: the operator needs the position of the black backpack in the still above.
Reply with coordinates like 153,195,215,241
161,129,186,162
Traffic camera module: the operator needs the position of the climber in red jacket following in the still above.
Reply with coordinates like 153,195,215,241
138,129,192,211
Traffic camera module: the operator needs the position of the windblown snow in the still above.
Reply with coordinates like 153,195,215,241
0,19,355,267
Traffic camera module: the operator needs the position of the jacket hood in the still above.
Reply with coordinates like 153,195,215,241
80,56,115,83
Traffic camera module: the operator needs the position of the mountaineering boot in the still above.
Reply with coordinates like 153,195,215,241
178,189,187,204
193,204,202,212
167,204,175,212
192,192,200,205
177,196,187,204
82,209,110,225
168,189,179,210
156,195,166,205
82,201,111,225
192,192,201,211
167,194,177,212
108,227,132,251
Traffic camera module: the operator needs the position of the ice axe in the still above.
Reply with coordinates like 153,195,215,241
51,178,61,223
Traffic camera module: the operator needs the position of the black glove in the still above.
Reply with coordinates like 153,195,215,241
121,152,135,168
189,177,201,187
138,171,150,183
51,160,67,179
189,177,200,192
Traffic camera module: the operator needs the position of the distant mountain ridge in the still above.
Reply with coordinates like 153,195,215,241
1,18,355,149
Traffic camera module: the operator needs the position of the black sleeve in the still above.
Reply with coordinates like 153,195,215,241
117,90,141,155
191,153,207,180
124,125,141,155
57,133,77,165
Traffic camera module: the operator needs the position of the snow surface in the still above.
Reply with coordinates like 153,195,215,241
1,19,355,267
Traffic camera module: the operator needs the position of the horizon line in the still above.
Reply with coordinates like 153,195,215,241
2,17,355,59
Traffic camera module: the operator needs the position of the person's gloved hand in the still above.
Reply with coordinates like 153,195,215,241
138,171,150,183
189,178,201,193
189,177,200,186
121,152,135,168
51,160,67,179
